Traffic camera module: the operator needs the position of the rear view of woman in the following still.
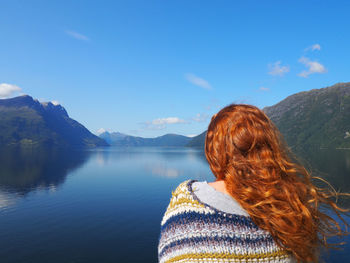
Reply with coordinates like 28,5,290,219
158,104,348,262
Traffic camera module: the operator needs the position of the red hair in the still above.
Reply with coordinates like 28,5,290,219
205,104,348,262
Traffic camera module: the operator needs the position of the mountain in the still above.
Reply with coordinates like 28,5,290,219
187,82,350,150
0,95,108,148
263,82,350,151
186,131,206,147
99,131,191,147
99,131,127,145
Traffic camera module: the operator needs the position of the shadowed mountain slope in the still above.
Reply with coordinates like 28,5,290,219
0,95,108,148
187,82,350,151
263,82,350,151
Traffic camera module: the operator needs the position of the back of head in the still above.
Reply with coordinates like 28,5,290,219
205,104,284,181
205,104,348,262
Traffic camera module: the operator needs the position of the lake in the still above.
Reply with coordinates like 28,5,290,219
0,146,349,262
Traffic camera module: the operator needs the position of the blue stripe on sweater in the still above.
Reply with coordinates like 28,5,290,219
159,233,275,257
161,210,259,232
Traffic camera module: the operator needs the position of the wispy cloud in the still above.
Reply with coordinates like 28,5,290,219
192,113,209,123
298,56,327,78
65,30,89,41
185,73,212,90
305,43,321,52
141,117,188,130
0,83,22,98
268,61,290,76
259,86,270,92
152,117,187,125
204,99,221,111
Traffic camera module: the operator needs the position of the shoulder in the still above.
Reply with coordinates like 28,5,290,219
172,179,193,196
168,179,198,201
160,180,211,226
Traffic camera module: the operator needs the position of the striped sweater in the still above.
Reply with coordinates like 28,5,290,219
158,180,295,263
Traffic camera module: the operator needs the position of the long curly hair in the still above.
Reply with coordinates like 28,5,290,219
205,104,348,262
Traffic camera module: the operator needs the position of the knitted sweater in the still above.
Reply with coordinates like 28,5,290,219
158,180,295,263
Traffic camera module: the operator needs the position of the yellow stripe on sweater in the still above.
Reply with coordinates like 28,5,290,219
166,250,290,263
167,197,205,210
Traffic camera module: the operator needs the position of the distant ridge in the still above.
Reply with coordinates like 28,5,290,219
0,95,108,148
99,131,191,147
187,82,350,150
186,131,206,148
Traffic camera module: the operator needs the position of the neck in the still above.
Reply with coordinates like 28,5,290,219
208,180,231,196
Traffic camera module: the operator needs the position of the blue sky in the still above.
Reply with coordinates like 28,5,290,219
1,0,349,137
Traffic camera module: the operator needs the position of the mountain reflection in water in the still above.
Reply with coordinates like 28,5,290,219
0,146,348,262
0,146,91,194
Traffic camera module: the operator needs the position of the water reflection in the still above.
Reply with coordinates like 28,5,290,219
0,146,348,262
0,191,19,210
1,146,348,200
294,149,350,207
0,146,91,195
92,147,207,165
147,164,182,178
92,147,209,179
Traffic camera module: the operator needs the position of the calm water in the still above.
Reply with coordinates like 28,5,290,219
0,146,349,262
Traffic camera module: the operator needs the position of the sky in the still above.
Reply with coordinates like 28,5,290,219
1,0,350,137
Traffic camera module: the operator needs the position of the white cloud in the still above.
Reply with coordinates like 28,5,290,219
65,30,89,41
305,44,321,51
51,100,60,106
142,117,188,130
298,56,327,78
0,83,22,98
152,117,186,125
185,73,212,90
152,117,187,125
268,61,290,76
186,134,198,138
259,86,270,92
192,113,209,122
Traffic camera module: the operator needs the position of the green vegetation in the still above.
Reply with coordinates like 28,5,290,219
0,95,108,148
263,82,350,153
187,82,350,152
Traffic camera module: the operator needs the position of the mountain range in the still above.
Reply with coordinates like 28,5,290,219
1,82,349,150
0,95,108,148
187,82,350,150
99,131,191,147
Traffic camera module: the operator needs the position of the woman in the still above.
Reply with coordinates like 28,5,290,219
158,104,348,263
